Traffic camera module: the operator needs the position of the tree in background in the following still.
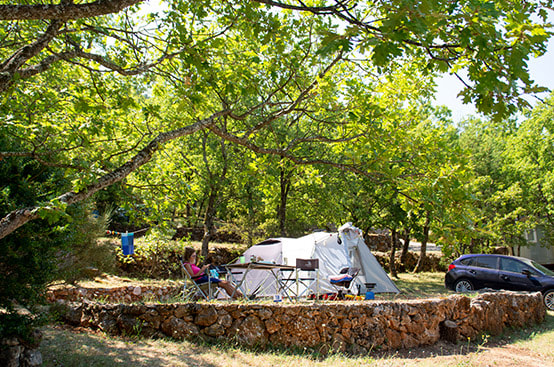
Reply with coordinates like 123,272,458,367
504,94,554,252
451,94,554,258
457,117,520,254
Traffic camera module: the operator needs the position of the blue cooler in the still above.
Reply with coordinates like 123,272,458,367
364,282,376,300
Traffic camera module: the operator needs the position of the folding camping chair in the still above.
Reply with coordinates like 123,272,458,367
329,267,360,299
179,257,221,301
295,258,320,300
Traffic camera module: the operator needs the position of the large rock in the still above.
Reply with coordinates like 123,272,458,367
0,330,43,367
233,315,267,346
195,307,218,326
161,316,199,340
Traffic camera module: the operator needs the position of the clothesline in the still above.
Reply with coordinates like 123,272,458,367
105,227,149,236
105,228,149,255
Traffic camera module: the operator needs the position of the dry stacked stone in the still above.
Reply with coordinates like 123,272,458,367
47,285,182,304
54,291,545,355
0,330,43,367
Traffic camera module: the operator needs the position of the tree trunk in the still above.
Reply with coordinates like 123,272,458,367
400,229,410,264
389,228,398,278
469,238,477,253
185,203,191,227
245,183,256,247
414,214,431,273
277,167,291,237
0,0,143,22
201,189,217,259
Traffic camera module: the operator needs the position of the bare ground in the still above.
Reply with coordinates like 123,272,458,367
376,339,553,367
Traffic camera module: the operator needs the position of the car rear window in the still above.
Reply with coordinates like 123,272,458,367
460,256,497,269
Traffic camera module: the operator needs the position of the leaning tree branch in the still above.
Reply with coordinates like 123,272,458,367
58,48,179,75
3,43,188,92
208,123,383,181
0,20,63,71
0,110,229,240
0,0,143,21
0,20,64,93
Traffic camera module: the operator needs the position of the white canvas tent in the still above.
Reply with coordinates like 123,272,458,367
232,223,399,298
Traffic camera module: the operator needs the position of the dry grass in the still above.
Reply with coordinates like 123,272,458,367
41,311,554,367
41,326,383,367
48,275,180,290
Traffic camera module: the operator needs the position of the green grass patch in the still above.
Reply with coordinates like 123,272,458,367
380,272,451,300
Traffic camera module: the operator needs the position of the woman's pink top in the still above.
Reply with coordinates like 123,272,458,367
185,262,202,276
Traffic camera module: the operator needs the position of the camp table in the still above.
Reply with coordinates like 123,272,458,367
223,262,297,301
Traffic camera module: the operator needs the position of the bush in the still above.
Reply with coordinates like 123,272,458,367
54,208,116,284
0,137,116,340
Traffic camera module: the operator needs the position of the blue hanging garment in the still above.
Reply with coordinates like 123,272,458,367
121,232,134,255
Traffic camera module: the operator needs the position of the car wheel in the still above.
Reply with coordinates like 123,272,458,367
454,279,474,293
544,289,554,311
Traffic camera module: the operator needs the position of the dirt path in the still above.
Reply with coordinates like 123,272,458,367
376,340,554,367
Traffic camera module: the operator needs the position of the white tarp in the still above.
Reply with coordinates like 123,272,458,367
231,223,399,298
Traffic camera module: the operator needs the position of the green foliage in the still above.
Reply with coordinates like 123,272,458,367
0,134,111,338
0,144,61,333
54,210,117,285
115,235,190,279
450,94,554,256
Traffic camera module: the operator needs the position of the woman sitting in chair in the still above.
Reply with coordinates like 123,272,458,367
183,247,243,299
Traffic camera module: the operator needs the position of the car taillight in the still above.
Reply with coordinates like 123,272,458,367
448,264,456,271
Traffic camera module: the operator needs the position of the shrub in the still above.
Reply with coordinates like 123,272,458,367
54,208,116,284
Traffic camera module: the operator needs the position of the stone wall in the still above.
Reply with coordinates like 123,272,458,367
56,291,545,354
373,251,446,273
0,330,42,367
365,233,399,252
47,285,183,304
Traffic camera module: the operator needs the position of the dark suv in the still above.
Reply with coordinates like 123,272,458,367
445,254,554,310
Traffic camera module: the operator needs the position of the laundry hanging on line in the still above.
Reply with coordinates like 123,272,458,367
106,230,135,256
105,227,149,255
